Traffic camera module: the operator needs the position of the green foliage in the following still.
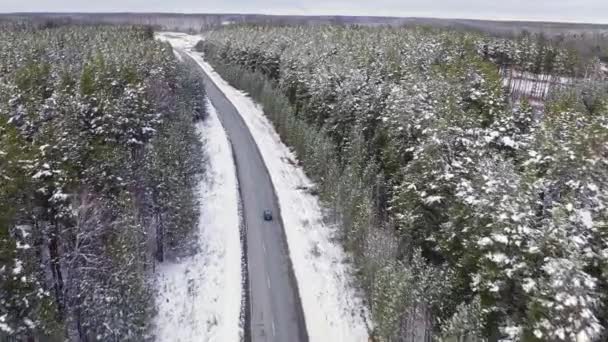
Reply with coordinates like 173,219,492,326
0,24,205,339
201,25,608,341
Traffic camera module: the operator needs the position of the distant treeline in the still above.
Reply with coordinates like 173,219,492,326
2,12,607,65
1,12,607,34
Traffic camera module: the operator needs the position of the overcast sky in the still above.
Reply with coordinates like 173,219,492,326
1,0,607,24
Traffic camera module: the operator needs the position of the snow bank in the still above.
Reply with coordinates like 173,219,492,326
153,100,242,342
159,32,371,341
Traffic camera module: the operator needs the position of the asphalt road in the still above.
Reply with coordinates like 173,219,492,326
181,50,308,342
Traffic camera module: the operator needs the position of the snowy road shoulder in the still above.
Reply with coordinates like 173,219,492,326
159,32,371,341
153,99,242,342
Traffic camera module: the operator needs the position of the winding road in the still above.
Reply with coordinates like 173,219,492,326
180,50,308,342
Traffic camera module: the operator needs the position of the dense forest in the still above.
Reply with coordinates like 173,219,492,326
0,24,206,340
199,26,608,341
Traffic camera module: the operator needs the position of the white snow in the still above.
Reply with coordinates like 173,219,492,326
0,314,13,334
501,68,573,100
32,170,52,179
488,252,509,264
500,136,516,148
23,318,34,329
578,210,594,229
173,49,184,62
477,237,493,247
15,225,31,238
157,32,371,341
491,233,509,245
423,195,444,204
12,260,23,275
522,278,536,293
153,100,242,342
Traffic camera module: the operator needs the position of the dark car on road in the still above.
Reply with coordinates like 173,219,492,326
263,209,273,221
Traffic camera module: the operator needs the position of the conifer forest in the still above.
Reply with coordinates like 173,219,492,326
1,24,205,340
0,12,607,342
200,26,608,341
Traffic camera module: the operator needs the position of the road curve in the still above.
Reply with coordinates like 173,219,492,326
180,50,308,342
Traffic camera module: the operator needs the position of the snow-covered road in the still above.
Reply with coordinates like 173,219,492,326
179,47,309,342
157,32,371,341
153,100,242,342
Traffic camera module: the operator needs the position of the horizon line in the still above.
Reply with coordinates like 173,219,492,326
1,11,607,26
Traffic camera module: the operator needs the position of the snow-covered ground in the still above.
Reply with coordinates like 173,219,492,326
501,68,573,100
157,32,202,51
153,100,242,342
158,32,371,341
